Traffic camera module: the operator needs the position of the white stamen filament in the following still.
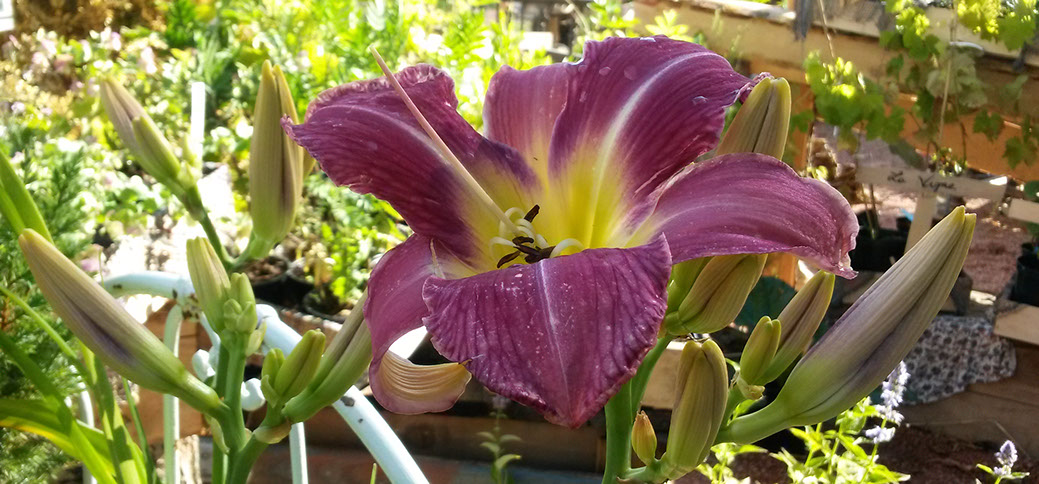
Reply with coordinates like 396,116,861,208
550,238,584,258
370,47,518,234
488,236,516,253
535,234,549,248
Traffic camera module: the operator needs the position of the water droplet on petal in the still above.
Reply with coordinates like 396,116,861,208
692,96,707,104
598,66,612,76
579,91,588,103
366,141,379,150
623,66,637,80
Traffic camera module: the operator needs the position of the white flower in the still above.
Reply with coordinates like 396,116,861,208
864,426,895,444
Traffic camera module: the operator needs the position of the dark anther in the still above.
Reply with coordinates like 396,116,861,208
524,253,540,263
539,246,555,259
512,236,534,245
515,245,541,257
497,251,521,268
523,204,540,222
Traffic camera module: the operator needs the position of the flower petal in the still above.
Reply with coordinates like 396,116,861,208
422,237,672,428
365,235,472,414
484,63,575,182
633,154,857,278
286,65,539,265
545,37,757,248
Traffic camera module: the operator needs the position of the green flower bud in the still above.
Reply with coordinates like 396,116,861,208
249,61,303,249
223,273,258,335
661,339,728,479
0,151,52,241
757,271,834,384
131,116,189,195
631,411,658,465
667,254,766,335
19,229,221,414
186,237,231,331
739,317,781,390
273,330,325,402
282,295,372,422
667,257,710,310
719,208,975,444
260,348,284,404
716,77,791,159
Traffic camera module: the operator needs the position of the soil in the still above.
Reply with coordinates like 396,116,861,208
676,426,1039,483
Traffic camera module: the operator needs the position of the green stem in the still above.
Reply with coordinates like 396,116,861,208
602,382,634,484
225,437,269,484
628,336,671,419
89,351,144,484
722,387,748,425
232,234,273,271
181,186,232,269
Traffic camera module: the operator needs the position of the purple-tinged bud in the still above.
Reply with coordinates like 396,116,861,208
718,208,975,444
19,229,221,414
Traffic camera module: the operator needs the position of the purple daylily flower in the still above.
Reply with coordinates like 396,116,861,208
286,36,857,428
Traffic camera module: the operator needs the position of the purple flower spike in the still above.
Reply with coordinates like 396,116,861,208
286,36,858,427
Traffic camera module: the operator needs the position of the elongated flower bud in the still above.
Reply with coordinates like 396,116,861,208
99,79,194,195
99,79,147,156
667,257,710,310
716,77,791,159
660,339,728,479
249,61,302,249
719,208,975,444
739,317,781,391
186,237,230,331
282,295,372,422
272,330,325,402
0,152,52,241
667,254,766,335
757,271,834,384
19,229,221,414
631,411,658,465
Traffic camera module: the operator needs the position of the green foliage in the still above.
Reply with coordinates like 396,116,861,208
807,0,1037,172
957,0,1038,50
478,404,522,484
773,399,908,483
804,53,905,153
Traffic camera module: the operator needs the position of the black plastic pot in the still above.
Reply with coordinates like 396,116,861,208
1010,243,1039,307
248,256,314,308
848,212,910,272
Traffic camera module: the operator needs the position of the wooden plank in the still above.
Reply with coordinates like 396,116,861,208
994,304,1039,346
856,166,1008,201
1008,198,1039,224
641,341,686,410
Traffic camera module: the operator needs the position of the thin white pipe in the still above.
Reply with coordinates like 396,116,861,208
289,423,308,484
103,272,428,484
163,308,183,484
75,379,97,484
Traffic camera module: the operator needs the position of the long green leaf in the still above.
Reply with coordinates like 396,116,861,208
0,398,116,481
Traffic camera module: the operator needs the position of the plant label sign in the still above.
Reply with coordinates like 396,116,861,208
857,165,1006,248
856,166,1007,201
0,0,12,33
